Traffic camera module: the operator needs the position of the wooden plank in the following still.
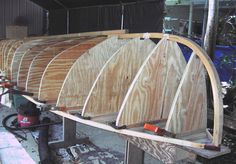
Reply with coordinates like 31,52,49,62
17,38,64,88
82,38,156,117
56,37,128,108
116,39,186,127
29,29,127,40
165,54,207,134
26,38,88,97
11,39,44,82
118,33,223,146
121,134,176,164
39,37,106,102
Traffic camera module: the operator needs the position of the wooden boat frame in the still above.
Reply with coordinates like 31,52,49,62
0,31,226,160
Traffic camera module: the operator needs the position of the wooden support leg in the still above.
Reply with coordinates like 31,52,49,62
49,117,89,149
125,141,144,164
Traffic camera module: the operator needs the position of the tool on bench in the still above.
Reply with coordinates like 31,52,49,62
144,123,176,138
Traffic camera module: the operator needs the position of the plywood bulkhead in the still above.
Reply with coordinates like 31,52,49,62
26,38,89,97
17,38,65,89
116,38,186,127
56,37,128,108
165,54,207,134
82,38,156,117
38,37,106,103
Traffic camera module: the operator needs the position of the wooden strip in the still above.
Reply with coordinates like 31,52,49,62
26,38,88,96
39,37,106,102
17,38,65,88
29,29,127,40
56,37,128,108
118,33,223,146
11,39,44,82
165,54,207,134
81,38,156,117
52,110,211,149
116,39,186,127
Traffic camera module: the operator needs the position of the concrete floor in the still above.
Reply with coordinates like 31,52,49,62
0,103,193,164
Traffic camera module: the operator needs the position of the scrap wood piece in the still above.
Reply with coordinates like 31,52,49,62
39,37,106,102
165,54,207,134
56,37,128,108
82,38,156,117
116,39,186,127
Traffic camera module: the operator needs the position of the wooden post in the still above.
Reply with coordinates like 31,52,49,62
203,0,219,60
125,141,144,164
188,0,194,38
49,117,89,149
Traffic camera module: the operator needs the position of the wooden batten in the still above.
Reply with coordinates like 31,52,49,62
116,38,186,127
165,54,207,134
25,38,87,96
81,38,156,118
38,37,106,102
17,38,66,89
56,37,128,108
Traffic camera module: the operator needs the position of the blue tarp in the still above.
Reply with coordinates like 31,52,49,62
180,44,236,82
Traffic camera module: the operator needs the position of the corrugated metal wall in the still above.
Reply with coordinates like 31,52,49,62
0,0,44,39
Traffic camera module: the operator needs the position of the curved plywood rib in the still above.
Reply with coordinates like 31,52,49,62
56,37,128,108
26,38,88,96
11,39,44,82
39,37,106,102
116,39,186,127
17,38,65,88
165,54,207,134
6,40,23,78
82,38,156,118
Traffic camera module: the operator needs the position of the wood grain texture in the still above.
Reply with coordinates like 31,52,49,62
11,39,44,82
82,38,156,117
116,39,186,127
165,54,207,134
26,38,88,97
118,33,223,145
6,40,23,78
39,37,106,102
57,37,128,108
17,38,64,88
120,134,176,164
1,40,15,71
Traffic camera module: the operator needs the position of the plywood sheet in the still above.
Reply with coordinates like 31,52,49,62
17,38,64,88
26,38,88,97
165,54,207,134
39,37,106,102
116,39,186,127
82,38,156,117
56,37,128,108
